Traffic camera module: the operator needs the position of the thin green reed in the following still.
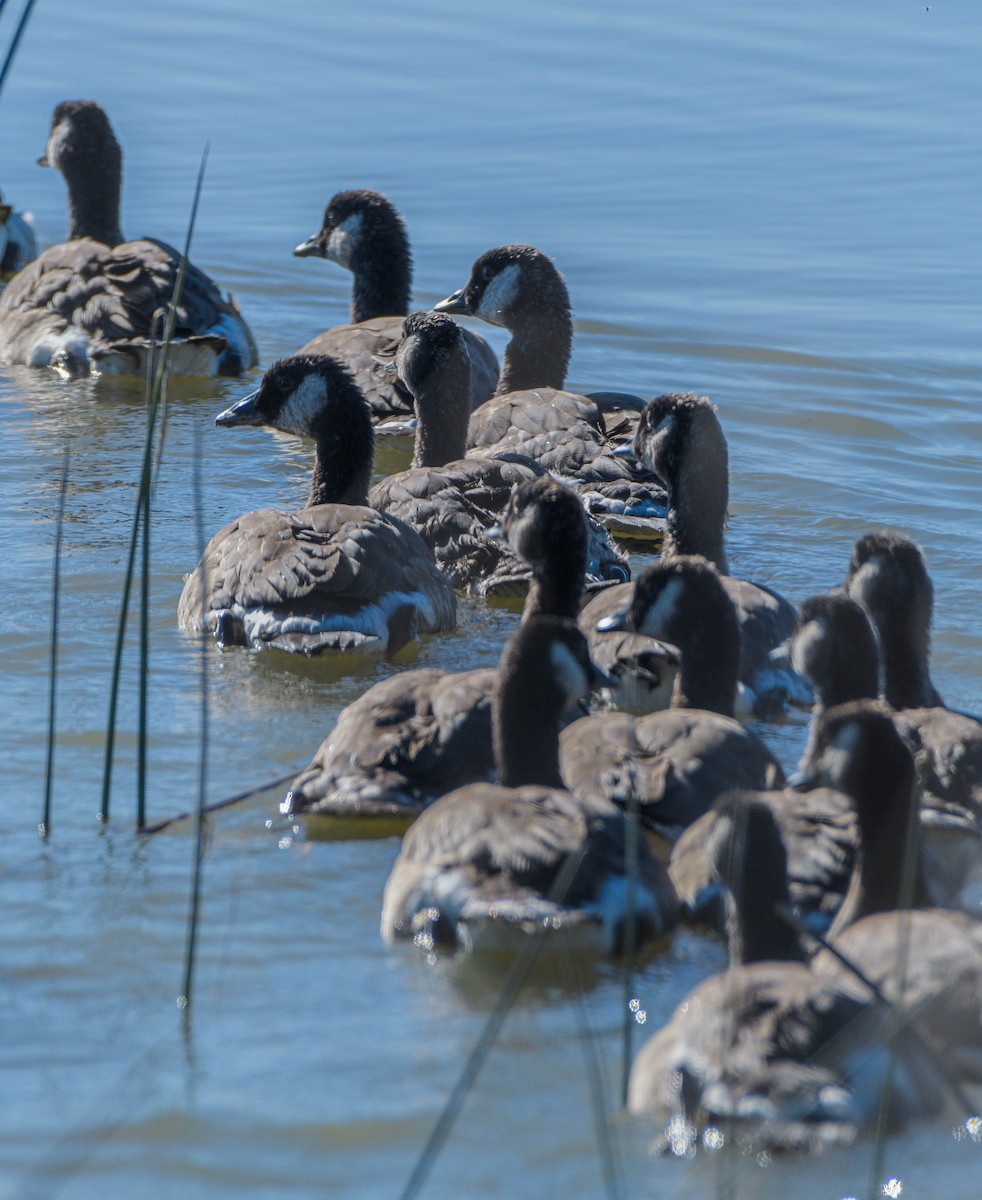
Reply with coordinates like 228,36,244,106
41,444,70,839
0,0,38,104
100,145,211,828
619,767,640,1107
398,846,589,1200
179,426,210,1021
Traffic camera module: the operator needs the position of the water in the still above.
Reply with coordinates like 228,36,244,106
2,0,982,1196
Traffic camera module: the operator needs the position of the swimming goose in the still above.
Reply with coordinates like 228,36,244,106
562,557,784,843
844,533,982,818
293,189,498,422
629,794,942,1148
282,471,645,822
801,704,982,1080
621,391,810,716
786,591,980,908
669,596,877,930
0,190,37,275
493,474,680,712
381,616,679,952
369,311,627,593
0,101,257,377
435,244,666,543
178,354,455,653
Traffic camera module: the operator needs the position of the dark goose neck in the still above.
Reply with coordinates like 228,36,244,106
712,801,806,967
60,128,124,246
496,308,572,394
410,352,472,468
349,222,412,324
307,379,375,507
631,560,740,716
493,621,579,789
663,443,729,572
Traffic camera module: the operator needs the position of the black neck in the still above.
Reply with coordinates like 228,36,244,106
493,643,567,789
726,880,805,966
410,368,472,468
879,622,943,709
496,310,572,394
663,457,729,572
523,554,586,622
349,224,411,323
308,407,374,507
830,774,929,936
65,162,123,246
673,622,739,717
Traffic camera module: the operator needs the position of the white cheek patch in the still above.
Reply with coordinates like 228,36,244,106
46,121,70,171
279,373,329,435
326,212,364,269
475,262,521,325
549,640,589,707
847,560,883,613
790,619,825,679
637,576,685,638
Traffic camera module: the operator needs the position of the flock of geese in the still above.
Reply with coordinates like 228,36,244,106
4,99,982,1155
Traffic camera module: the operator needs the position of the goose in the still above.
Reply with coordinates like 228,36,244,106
293,189,498,423
381,616,679,953
492,473,680,713
670,596,876,930
369,311,627,593
435,244,666,544
282,472,655,823
628,794,943,1149
800,703,982,1081
0,101,257,377
178,354,455,653
0,190,37,275
844,532,982,824
562,556,784,844
613,391,810,716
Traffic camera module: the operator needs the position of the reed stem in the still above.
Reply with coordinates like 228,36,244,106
40,444,70,839
179,426,210,1020
100,146,210,826
0,0,38,104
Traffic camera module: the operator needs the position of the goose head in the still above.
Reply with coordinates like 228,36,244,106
216,354,374,507
435,244,569,329
844,532,941,709
790,593,880,709
597,555,741,715
40,100,122,246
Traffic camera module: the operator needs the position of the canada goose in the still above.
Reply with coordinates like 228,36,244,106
369,311,627,593
178,354,455,653
802,704,982,1080
293,189,498,422
0,190,37,275
782,590,974,907
562,557,784,842
670,599,877,931
282,471,644,822
0,101,257,377
623,391,810,716
628,795,940,1148
435,244,666,543
492,473,680,712
844,532,982,822
381,616,679,952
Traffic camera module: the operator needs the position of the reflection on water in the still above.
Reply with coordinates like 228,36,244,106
2,0,982,1196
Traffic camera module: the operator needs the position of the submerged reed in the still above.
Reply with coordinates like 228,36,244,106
40,444,70,839
179,426,210,1020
